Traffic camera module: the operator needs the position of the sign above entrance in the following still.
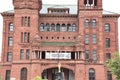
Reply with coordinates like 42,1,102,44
46,52,71,59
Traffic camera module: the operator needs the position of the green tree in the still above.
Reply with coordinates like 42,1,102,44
105,53,120,80
35,76,42,80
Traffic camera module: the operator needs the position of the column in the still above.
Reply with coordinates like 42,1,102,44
87,0,89,6
81,51,85,60
39,51,41,59
75,52,77,60
38,51,39,59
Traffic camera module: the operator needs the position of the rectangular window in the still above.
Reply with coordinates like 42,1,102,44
106,38,110,48
85,50,90,60
20,49,24,60
23,32,30,43
9,23,14,31
93,50,97,61
8,37,13,46
26,49,30,59
6,70,11,80
22,16,30,27
92,34,97,44
107,71,112,80
7,52,12,62
85,34,89,44
106,53,111,60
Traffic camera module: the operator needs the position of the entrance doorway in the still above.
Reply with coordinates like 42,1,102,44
42,68,74,80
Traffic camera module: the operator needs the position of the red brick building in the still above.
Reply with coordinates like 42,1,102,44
0,0,119,80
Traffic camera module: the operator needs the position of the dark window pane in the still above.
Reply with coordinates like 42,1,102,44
46,23,50,31
106,53,111,60
56,24,60,32
105,24,110,32
85,34,89,44
9,23,14,31
85,50,90,60
7,52,12,62
51,24,55,32
107,71,112,80
8,37,13,46
21,68,27,80
89,69,95,80
40,23,44,31
6,70,11,80
106,38,110,48
85,19,89,28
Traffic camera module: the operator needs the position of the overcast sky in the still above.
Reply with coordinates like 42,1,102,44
0,0,120,56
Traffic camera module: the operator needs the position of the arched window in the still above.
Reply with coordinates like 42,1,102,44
105,24,110,32
85,19,89,28
40,23,44,31
67,24,72,32
89,69,95,80
51,24,55,32
72,24,76,32
61,24,66,32
9,23,14,31
84,0,97,6
56,24,60,32
46,23,50,31
92,19,96,28
20,68,27,80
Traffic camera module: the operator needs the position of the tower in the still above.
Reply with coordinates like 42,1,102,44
78,0,105,70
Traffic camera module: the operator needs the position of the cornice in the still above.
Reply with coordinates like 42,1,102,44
39,14,77,18
102,14,120,18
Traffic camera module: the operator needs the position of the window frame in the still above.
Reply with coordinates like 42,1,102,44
9,23,14,31
85,34,89,44
105,23,110,32
85,19,89,28
20,68,27,80
7,52,12,62
20,49,24,60
89,69,95,80
8,37,13,46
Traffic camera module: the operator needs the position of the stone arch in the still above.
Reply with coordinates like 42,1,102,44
41,64,75,73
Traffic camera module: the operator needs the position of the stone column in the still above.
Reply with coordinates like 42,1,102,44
81,51,85,60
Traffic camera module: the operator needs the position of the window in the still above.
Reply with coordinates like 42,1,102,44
9,23,14,31
89,69,95,80
72,24,76,32
67,24,72,32
61,24,66,32
40,23,44,31
106,53,111,60
106,38,110,48
26,49,30,60
93,50,97,61
56,24,60,32
20,49,24,60
7,52,12,62
20,68,27,80
84,0,97,6
23,32,30,43
85,50,90,60
92,19,96,28
46,23,50,31
85,34,89,44
92,34,97,44
85,19,89,28
6,70,11,80
51,24,55,32
8,37,13,46
22,16,30,27
107,71,112,80
105,24,110,32
24,32,27,43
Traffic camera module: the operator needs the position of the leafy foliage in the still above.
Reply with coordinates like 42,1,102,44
35,76,42,80
105,53,120,80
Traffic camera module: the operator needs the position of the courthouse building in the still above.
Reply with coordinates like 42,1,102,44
0,0,119,80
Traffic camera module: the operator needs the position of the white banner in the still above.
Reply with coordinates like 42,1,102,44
46,52,71,59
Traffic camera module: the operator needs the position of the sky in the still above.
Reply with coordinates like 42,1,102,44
0,0,120,56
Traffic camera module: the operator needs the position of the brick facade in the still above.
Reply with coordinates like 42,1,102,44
0,0,119,80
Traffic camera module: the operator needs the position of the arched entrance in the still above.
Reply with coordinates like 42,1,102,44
42,68,75,80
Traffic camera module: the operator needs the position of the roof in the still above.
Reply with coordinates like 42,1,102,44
1,4,119,15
